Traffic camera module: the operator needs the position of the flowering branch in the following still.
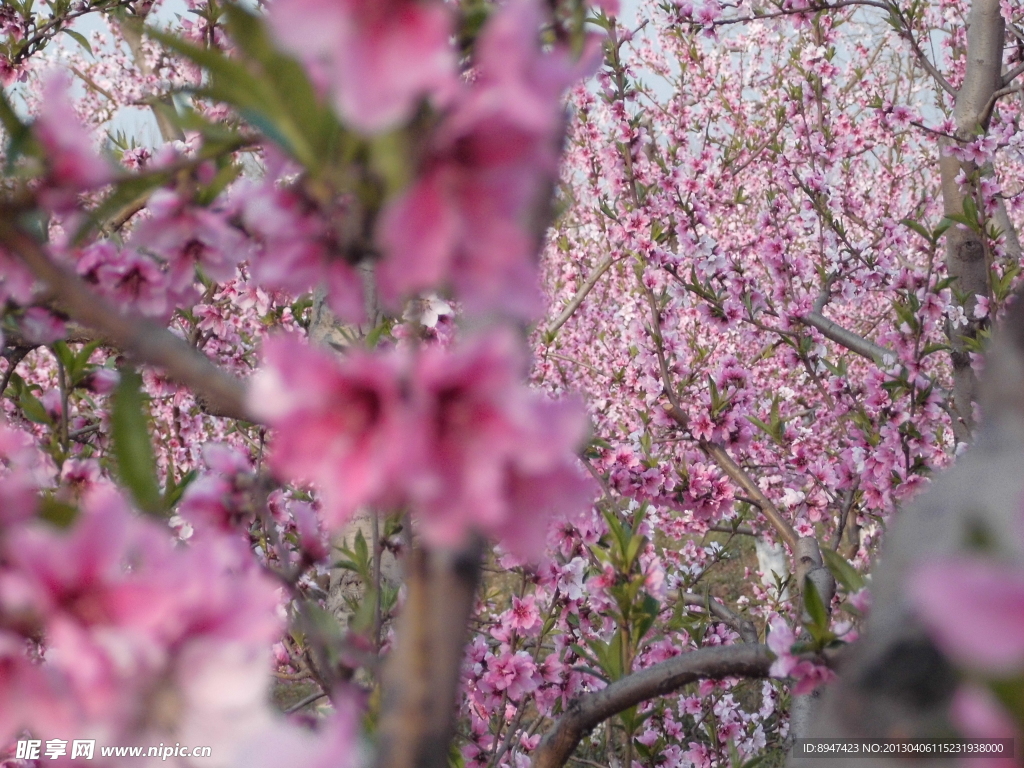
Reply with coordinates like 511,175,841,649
681,592,759,644
0,214,251,420
544,253,618,339
530,644,774,768
806,293,1024,748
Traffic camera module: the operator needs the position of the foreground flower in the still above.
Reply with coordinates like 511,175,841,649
249,336,409,528
766,617,835,695
267,0,454,133
250,331,595,557
0,487,283,747
909,558,1024,675
34,74,111,209
377,0,602,319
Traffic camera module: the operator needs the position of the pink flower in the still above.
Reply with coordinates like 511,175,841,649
0,422,52,525
130,189,247,293
485,651,539,701
268,0,455,133
0,486,283,740
0,249,35,306
0,56,21,88
76,242,171,318
508,595,541,632
909,558,1024,674
949,685,1019,768
248,336,410,529
237,178,364,323
18,307,65,344
377,0,602,319
408,329,595,556
252,330,594,558
766,617,835,695
33,75,111,196
0,631,75,747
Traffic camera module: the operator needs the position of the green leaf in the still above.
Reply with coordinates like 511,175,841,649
0,88,34,166
900,218,932,243
933,218,954,239
821,548,865,592
37,495,78,528
163,468,198,509
111,367,164,515
803,574,830,639
62,28,93,55
634,593,660,643
69,340,104,385
961,195,979,228
18,390,51,425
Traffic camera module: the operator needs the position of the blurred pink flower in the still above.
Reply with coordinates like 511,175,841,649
268,0,454,132
251,330,594,558
131,189,247,293
0,486,283,740
237,179,364,323
18,307,64,345
409,329,595,556
248,336,410,529
0,422,52,525
34,75,111,199
949,685,1019,768
77,242,171,318
377,0,602,319
766,617,835,695
910,558,1024,675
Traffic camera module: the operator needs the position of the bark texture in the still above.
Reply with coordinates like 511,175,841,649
940,0,1005,442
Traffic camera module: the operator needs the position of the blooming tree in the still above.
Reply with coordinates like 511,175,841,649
0,1,1021,768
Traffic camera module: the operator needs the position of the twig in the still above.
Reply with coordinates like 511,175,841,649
706,0,891,27
682,592,759,643
544,254,618,338
283,690,328,714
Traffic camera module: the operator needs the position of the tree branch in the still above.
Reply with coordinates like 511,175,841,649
1002,59,1024,87
544,254,617,339
375,538,484,768
799,311,894,367
940,0,1006,442
681,592,759,644
531,644,774,768
804,298,1024,767
0,216,251,420
662,400,801,551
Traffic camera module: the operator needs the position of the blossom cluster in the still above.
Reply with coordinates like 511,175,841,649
250,330,595,558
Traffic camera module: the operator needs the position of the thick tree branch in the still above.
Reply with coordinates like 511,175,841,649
531,644,774,768
0,217,251,420
799,311,894,367
803,300,1024,767
375,538,484,768
940,0,1005,442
